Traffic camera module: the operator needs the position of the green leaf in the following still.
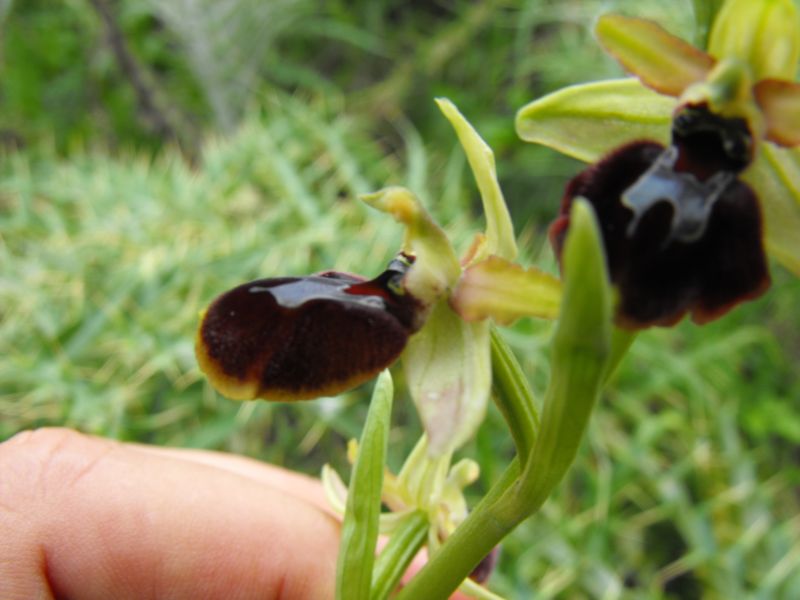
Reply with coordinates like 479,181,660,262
596,14,714,97
403,300,491,456
450,255,561,324
435,97,518,262
745,145,800,276
515,78,674,163
335,370,394,600
517,198,612,506
709,0,800,81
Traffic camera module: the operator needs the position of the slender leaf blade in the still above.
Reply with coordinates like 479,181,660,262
335,370,394,600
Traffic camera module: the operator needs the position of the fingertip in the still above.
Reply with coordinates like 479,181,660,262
0,429,340,600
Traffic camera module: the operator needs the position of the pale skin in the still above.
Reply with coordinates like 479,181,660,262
0,428,471,600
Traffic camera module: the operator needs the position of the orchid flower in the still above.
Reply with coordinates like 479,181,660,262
196,98,560,459
516,0,800,327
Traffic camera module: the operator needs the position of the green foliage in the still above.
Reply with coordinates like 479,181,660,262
2,0,799,598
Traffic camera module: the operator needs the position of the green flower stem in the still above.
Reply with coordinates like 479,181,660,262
371,510,429,600
490,327,539,462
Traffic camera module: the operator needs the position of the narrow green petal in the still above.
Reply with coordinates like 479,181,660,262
403,300,491,456
754,79,800,147
596,14,714,97
745,145,800,276
709,0,800,81
450,256,561,324
436,98,518,262
362,187,461,304
515,78,674,163
336,370,394,600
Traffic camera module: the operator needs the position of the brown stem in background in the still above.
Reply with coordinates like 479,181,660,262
88,0,187,152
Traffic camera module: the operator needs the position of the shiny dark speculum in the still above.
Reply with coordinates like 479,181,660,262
621,105,754,246
196,258,421,400
550,139,769,328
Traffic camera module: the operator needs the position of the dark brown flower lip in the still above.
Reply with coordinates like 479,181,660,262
195,256,423,401
550,139,770,329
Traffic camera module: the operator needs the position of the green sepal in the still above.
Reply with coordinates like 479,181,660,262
436,97,518,262
450,255,561,324
335,370,394,600
515,78,673,163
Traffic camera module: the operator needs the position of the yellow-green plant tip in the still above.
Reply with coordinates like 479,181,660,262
596,14,714,97
360,186,421,227
709,0,800,81
515,79,673,164
556,198,613,353
435,97,517,262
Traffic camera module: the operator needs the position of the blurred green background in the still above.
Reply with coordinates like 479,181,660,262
1,0,799,598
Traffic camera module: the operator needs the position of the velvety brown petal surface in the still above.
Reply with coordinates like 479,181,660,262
550,141,770,328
